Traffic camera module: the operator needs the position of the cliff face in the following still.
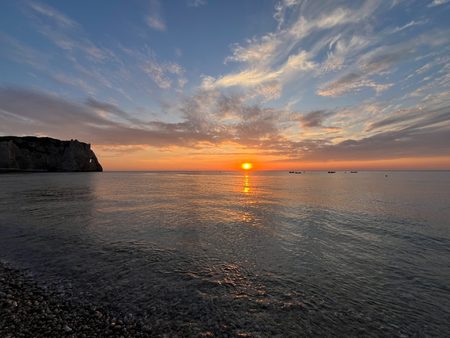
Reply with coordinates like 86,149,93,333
0,136,103,172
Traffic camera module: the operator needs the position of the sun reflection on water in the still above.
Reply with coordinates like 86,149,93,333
243,175,250,193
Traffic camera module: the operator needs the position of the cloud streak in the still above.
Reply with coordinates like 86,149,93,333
187,0,207,7
1,87,449,165
202,1,381,101
28,1,77,28
143,58,185,89
299,111,335,128
147,0,166,31
428,0,450,7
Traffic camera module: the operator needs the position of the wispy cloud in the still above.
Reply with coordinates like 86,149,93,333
320,35,369,72
274,0,299,27
392,20,426,33
428,0,450,7
0,87,218,147
0,32,49,70
28,1,77,28
26,1,110,62
299,111,335,128
6,1,189,102
202,1,380,101
0,87,290,149
317,73,393,97
2,86,449,164
147,0,166,31
142,58,186,89
203,50,316,100
187,0,207,8
317,32,448,97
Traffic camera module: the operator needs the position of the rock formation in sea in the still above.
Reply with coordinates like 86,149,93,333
0,136,103,172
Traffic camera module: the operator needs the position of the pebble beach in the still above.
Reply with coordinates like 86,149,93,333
0,261,151,337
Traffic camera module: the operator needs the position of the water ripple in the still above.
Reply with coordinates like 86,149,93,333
0,171,449,336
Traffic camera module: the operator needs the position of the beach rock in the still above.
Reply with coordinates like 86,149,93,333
63,325,72,333
0,136,102,172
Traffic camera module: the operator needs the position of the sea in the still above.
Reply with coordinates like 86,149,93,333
0,171,449,336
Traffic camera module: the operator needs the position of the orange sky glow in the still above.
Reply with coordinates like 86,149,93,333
94,145,450,171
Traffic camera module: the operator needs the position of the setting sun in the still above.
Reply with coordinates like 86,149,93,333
241,162,253,170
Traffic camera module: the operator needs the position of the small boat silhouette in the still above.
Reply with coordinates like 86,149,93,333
328,171,336,174
350,171,358,173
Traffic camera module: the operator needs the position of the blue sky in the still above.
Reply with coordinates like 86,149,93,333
0,0,449,169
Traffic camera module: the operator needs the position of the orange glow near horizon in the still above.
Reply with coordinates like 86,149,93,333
92,145,450,171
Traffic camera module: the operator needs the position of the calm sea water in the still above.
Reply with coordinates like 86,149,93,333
0,171,449,336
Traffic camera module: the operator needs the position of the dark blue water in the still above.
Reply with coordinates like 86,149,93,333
0,171,449,336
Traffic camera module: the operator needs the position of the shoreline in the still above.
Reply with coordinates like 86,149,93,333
0,261,148,337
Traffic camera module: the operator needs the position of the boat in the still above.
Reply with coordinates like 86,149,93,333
350,171,358,173
328,171,336,174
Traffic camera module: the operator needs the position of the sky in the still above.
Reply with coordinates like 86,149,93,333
0,0,449,170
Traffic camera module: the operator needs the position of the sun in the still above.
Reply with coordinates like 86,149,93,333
241,162,253,170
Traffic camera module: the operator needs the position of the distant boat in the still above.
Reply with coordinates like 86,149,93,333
328,171,336,174
350,171,358,173
295,171,302,174
289,171,294,173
